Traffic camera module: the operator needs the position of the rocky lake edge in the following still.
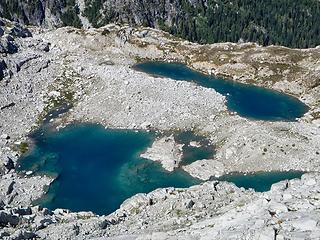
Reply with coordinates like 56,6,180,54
0,18,320,239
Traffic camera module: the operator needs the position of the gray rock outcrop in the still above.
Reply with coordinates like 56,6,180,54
182,159,225,180
0,18,319,240
6,173,315,240
140,135,184,171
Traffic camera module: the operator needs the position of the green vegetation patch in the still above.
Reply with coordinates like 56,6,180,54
18,142,29,154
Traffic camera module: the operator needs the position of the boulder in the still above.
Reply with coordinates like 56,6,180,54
185,199,195,209
9,25,32,38
6,180,15,195
5,34,14,42
290,218,318,231
137,30,149,38
268,201,288,215
270,180,289,192
41,208,53,216
0,134,10,140
3,157,15,172
13,207,32,216
34,216,55,230
0,36,18,54
189,141,201,147
301,174,317,186
0,60,7,80
0,210,20,227
37,42,50,52
0,197,5,210
182,159,225,180
140,135,183,171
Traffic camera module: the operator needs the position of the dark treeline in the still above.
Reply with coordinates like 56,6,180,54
172,0,320,48
1,0,319,48
84,0,320,48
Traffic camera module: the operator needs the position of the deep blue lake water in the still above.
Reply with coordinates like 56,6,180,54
19,124,304,215
134,62,309,121
18,124,200,215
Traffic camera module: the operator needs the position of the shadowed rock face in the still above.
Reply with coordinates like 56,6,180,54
0,0,73,27
0,0,201,28
0,18,37,80
83,0,206,27
0,0,46,25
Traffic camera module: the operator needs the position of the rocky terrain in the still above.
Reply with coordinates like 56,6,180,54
0,0,200,30
0,18,320,239
2,0,320,49
140,135,184,172
1,173,320,239
42,25,319,175
101,173,320,239
0,0,79,28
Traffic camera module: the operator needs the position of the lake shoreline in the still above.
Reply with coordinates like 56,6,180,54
18,120,306,215
134,61,309,121
1,20,320,238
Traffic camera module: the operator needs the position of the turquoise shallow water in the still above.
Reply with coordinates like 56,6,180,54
18,124,200,215
18,124,304,215
134,62,309,121
174,131,215,166
17,62,308,214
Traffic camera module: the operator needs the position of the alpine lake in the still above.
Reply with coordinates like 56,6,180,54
18,62,307,215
